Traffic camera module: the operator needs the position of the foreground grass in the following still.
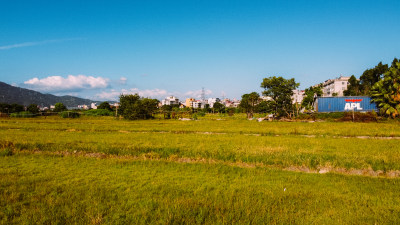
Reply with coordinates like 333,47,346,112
1,154,400,224
1,115,400,137
1,117,400,171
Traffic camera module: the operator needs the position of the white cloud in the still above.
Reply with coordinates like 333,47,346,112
119,77,127,85
0,38,82,50
95,88,169,101
24,75,109,92
183,89,213,99
95,88,215,101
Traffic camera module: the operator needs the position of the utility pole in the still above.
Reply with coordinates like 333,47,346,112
201,87,205,102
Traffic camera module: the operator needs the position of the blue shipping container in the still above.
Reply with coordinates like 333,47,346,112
316,97,378,112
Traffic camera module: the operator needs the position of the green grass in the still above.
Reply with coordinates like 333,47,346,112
1,116,400,171
1,116,400,224
1,154,400,224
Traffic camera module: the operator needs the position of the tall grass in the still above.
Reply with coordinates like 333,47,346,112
1,117,400,171
1,155,400,224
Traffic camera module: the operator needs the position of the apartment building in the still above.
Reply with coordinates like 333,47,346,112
321,76,350,97
161,96,179,106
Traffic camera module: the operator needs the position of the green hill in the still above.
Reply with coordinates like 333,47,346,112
0,81,99,107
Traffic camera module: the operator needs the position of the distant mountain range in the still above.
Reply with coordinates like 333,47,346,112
0,81,100,107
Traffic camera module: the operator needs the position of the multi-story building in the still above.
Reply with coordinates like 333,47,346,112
185,98,195,108
192,100,202,109
207,98,221,108
292,90,305,104
321,76,350,97
91,103,97,109
161,96,179,106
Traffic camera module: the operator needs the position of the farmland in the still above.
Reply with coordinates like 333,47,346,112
1,115,400,224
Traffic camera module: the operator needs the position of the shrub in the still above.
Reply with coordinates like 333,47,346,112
0,148,13,157
83,109,113,116
339,112,378,122
10,112,36,118
60,111,80,118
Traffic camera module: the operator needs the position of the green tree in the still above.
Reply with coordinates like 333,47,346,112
53,103,67,112
97,102,112,111
9,104,24,113
391,58,399,69
160,105,172,119
370,62,400,118
359,62,389,95
344,75,361,96
302,85,322,109
27,104,39,114
256,100,274,114
0,103,10,113
261,76,299,117
212,102,225,113
119,94,159,120
239,92,260,118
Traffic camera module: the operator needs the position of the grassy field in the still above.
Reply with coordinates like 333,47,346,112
1,115,400,224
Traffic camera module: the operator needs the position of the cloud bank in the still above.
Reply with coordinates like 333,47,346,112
96,88,169,100
24,75,109,92
96,88,213,101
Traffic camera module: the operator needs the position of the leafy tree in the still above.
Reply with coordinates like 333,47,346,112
212,102,225,113
302,85,322,109
391,58,399,69
0,103,10,113
239,92,260,118
97,102,112,111
370,62,400,118
119,94,159,120
344,75,361,96
358,62,389,95
27,104,39,114
256,100,274,113
160,105,172,119
9,104,24,113
261,76,299,117
203,104,211,113
54,103,67,112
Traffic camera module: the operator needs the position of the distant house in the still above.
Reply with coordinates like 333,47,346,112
185,98,195,108
78,105,89,110
91,103,97,109
207,98,221,108
260,96,273,101
161,96,179,106
192,100,202,109
292,90,305,104
321,76,350,97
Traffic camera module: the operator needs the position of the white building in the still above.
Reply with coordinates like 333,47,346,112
91,103,97,109
78,105,89,110
161,96,179,106
192,100,202,109
207,98,221,108
292,90,305,104
260,96,273,101
321,76,350,97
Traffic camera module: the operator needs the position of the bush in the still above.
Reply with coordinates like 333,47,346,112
0,148,13,157
60,111,80,118
197,111,206,117
83,109,113,116
339,112,378,122
10,112,37,118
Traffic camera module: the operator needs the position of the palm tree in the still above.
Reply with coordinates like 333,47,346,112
370,62,400,118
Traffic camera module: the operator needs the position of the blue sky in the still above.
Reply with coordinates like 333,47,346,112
0,0,399,101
